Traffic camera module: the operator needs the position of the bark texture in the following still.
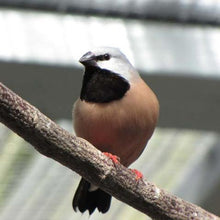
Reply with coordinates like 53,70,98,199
0,82,219,220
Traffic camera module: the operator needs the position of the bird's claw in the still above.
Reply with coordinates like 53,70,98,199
131,169,143,180
103,152,120,164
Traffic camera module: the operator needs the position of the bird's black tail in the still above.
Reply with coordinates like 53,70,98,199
72,178,112,215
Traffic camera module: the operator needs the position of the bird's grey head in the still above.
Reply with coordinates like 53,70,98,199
79,47,139,81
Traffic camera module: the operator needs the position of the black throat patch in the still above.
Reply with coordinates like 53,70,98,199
80,66,130,103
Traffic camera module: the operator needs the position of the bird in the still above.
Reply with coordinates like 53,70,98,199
72,47,159,215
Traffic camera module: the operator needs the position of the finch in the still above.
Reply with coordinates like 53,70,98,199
72,47,159,214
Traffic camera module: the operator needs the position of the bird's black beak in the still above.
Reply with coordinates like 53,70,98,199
79,51,96,66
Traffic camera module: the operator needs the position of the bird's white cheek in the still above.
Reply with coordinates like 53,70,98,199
97,60,118,72
97,60,134,81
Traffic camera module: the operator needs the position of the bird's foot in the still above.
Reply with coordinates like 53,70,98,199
103,152,120,164
131,169,143,180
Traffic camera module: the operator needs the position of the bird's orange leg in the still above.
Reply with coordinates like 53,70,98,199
103,152,120,164
131,169,143,180
103,153,143,180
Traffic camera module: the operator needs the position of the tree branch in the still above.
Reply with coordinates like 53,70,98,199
0,82,219,220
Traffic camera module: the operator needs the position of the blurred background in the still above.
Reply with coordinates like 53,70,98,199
0,0,220,219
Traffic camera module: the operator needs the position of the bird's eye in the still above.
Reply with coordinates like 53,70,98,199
96,54,110,61
103,53,110,60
